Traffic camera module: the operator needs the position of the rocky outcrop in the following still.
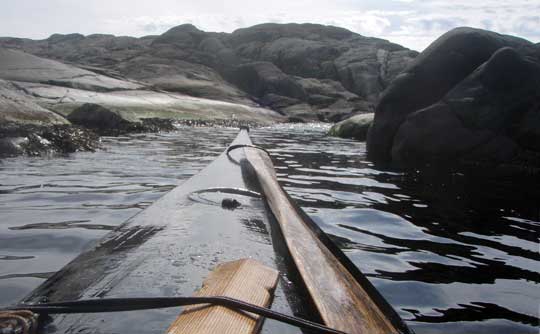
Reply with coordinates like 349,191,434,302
367,27,540,170
119,57,251,104
0,45,283,157
0,122,99,157
67,103,176,135
0,23,417,121
0,48,142,91
328,113,374,141
229,61,307,102
0,46,283,123
0,79,67,125
67,103,129,130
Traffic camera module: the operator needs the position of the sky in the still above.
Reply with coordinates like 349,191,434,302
1,0,539,51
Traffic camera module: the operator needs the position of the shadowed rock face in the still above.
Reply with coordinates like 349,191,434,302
366,27,540,170
0,23,417,121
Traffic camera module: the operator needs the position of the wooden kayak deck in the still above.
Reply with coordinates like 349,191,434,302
167,258,279,334
19,129,410,334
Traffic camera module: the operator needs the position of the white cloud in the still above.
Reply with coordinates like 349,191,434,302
355,15,392,35
366,0,540,49
1,0,538,51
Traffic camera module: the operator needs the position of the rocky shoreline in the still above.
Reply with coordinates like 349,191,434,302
1,24,538,175
0,22,416,158
0,23,417,122
328,28,540,174
0,123,99,157
0,117,275,158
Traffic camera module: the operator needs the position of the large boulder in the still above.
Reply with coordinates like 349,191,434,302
66,103,177,135
328,113,374,140
67,103,130,130
392,47,540,166
367,27,539,170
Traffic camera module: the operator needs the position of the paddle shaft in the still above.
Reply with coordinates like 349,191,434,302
245,146,402,334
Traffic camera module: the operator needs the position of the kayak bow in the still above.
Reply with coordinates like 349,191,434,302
9,128,411,334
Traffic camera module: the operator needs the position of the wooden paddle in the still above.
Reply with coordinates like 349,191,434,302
245,147,402,334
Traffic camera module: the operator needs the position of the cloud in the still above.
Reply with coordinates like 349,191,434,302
514,16,540,35
355,14,392,35
364,0,540,49
0,0,538,51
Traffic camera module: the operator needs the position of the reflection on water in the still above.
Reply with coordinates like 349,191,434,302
1,124,538,333
251,124,540,334
0,127,238,305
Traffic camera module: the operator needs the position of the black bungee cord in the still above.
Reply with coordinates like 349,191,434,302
2,296,348,334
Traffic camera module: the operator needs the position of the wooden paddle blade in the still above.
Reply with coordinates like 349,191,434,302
166,258,279,334
245,148,403,334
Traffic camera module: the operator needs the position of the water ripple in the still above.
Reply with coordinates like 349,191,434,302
253,124,540,334
0,125,538,333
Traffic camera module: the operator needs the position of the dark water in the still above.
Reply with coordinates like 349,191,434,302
1,125,538,333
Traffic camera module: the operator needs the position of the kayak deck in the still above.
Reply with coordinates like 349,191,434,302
19,129,410,334
21,130,310,333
